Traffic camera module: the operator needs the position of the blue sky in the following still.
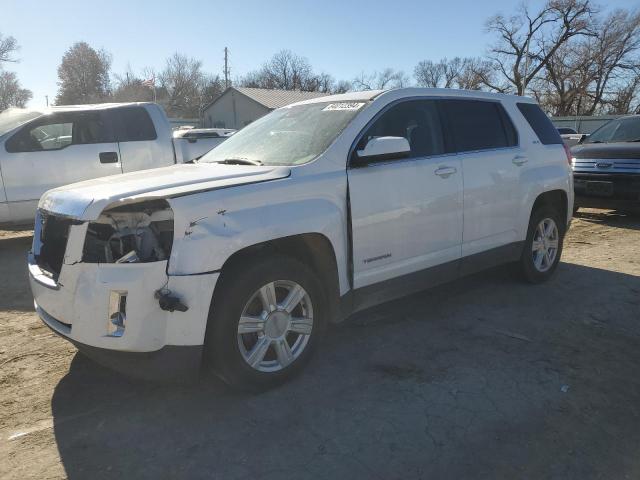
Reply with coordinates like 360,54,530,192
3,0,639,107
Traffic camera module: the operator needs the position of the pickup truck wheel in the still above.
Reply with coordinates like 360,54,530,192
205,255,327,391
519,207,565,283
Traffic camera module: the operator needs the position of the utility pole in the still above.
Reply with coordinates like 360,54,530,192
223,47,230,89
45,95,49,107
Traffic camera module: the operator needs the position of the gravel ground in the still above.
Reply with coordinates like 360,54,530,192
1,208,639,479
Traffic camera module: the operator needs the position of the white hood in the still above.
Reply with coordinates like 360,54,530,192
39,163,291,220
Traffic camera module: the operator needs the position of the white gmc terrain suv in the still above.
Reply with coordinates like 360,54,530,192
29,88,573,390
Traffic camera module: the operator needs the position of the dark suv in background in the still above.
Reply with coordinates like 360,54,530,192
572,115,640,212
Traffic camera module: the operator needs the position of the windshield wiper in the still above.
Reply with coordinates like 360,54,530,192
215,158,263,166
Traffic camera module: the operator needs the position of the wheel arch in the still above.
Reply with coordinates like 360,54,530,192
212,233,342,323
530,189,568,231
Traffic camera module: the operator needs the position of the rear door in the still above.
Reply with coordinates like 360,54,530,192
1,110,121,223
348,99,463,289
441,99,522,257
113,106,175,172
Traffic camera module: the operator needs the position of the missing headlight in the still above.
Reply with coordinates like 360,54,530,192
83,200,174,264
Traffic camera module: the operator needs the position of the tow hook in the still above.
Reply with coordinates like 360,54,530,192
154,289,189,312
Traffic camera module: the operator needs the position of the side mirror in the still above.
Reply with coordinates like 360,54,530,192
354,136,411,165
578,134,589,144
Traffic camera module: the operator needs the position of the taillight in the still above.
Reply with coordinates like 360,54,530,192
563,143,572,165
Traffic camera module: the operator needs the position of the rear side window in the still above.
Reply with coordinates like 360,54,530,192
516,103,562,145
73,112,114,145
114,107,157,142
443,100,517,152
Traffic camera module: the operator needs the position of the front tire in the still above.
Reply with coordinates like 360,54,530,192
518,207,565,283
204,255,327,391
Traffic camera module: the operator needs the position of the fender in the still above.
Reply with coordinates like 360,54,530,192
167,171,351,295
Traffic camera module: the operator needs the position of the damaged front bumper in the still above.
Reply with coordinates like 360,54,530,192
28,206,220,380
36,299,205,382
29,254,219,380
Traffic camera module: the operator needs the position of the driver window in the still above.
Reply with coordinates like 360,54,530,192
5,111,113,153
33,122,73,150
358,100,445,159
6,115,73,152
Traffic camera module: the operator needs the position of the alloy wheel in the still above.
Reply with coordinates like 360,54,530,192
531,217,559,273
237,280,314,372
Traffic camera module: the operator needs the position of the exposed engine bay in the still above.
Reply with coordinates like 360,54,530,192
83,200,174,264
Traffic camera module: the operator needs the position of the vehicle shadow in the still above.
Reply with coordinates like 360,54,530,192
51,262,640,479
574,208,640,231
0,234,34,312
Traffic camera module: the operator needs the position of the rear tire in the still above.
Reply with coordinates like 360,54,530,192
204,254,327,391
518,207,565,283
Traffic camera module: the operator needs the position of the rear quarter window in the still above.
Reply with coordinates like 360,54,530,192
114,107,157,142
516,103,562,145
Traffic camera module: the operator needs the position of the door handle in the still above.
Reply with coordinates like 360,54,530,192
434,166,457,178
99,151,119,164
512,155,528,166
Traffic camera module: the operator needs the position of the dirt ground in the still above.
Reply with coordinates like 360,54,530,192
1,208,639,479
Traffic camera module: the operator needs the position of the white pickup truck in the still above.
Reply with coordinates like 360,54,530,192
0,103,225,226
28,88,573,390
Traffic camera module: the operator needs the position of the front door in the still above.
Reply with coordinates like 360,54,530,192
0,110,121,223
347,99,463,289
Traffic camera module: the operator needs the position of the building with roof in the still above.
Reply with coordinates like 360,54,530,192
201,87,328,129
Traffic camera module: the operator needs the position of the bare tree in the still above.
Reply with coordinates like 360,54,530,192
457,58,495,90
303,71,335,93
580,8,640,114
241,50,350,93
55,42,111,105
112,66,156,103
352,68,408,90
414,60,446,87
264,50,313,90
157,53,207,118
333,79,352,94
0,32,32,111
237,70,260,89
604,71,640,114
533,42,591,115
484,0,595,95
0,71,32,110
200,74,225,107
414,57,492,90
0,33,18,64
533,7,640,115
242,50,313,90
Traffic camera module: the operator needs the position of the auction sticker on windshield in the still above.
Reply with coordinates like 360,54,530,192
322,102,365,111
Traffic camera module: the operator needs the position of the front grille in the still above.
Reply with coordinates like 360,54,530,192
36,213,73,279
573,158,640,174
